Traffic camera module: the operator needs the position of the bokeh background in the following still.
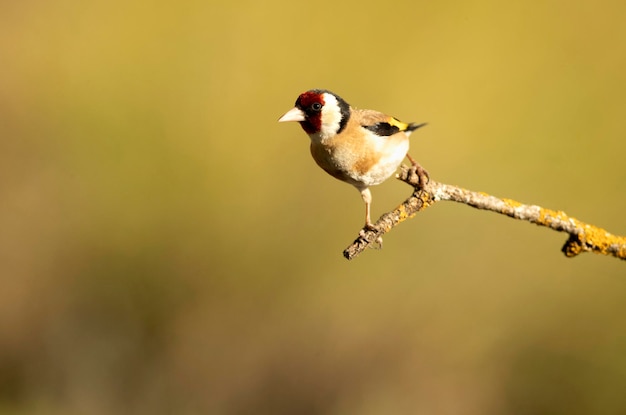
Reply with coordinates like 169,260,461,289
1,0,626,414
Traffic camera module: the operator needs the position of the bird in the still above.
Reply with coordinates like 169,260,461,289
278,89,428,230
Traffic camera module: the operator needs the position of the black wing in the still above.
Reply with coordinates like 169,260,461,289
363,122,401,137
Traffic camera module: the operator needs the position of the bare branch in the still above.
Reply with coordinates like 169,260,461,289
343,165,626,261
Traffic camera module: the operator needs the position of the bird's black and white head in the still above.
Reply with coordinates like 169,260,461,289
278,89,351,140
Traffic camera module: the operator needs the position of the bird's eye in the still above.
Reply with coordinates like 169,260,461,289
311,102,322,111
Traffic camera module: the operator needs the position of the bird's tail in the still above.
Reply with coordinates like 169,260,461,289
405,122,427,137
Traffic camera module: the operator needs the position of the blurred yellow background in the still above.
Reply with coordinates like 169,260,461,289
1,0,625,413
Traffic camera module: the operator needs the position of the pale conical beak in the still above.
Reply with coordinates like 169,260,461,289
278,107,306,123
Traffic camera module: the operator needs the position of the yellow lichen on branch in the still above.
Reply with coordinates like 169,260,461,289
343,165,626,261
562,223,626,258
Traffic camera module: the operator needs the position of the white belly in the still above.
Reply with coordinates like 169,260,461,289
358,138,409,186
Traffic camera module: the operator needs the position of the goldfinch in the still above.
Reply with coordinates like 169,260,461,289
278,89,428,229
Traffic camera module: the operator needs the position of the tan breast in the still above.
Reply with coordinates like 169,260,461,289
308,108,411,187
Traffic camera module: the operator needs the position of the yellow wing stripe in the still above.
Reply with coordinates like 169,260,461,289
387,117,410,131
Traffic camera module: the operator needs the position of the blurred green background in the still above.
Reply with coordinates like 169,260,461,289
1,0,626,414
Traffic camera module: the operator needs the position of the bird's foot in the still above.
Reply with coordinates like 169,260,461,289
372,236,383,249
359,225,374,238
408,162,430,189
359,223,383,249
363,221,377,232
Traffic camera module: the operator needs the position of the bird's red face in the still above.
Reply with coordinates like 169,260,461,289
294,91,325,134
278,89,351,137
